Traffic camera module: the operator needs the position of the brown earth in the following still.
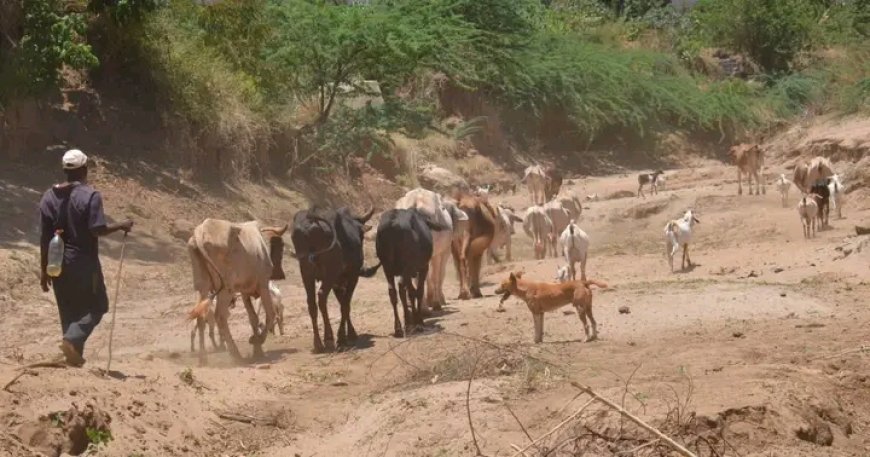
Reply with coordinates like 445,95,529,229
1,118,869,456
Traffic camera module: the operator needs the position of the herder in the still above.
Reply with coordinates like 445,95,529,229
39,149,133,366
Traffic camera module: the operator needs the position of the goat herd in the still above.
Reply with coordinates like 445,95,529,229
184,147,846,364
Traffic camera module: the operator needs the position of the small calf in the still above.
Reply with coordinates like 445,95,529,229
776,174,792,207
798,195,819,238
637,170,664,198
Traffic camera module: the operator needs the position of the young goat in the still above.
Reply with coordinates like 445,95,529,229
776,174,792,207
559,220,590,281
827,174,845,219
637,170,664,198
664,209,700,272
555,265,571,283
797,195,819,239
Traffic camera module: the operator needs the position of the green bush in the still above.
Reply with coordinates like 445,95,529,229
690,0,824,73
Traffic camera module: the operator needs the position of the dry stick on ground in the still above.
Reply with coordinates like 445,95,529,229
569,382,698,457
466,352,486,456
618,363,644,437
217,412,278,426
505,403,540,456
509,397,596,457
3,361,68,391
617,439,660,456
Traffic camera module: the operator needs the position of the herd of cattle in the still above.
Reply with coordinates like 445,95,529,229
183,146,845,364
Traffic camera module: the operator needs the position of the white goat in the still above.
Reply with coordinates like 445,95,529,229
827,174,844,219
555,265,571,283
664,209,700,272
559,221,590,281
523,205,553,260
797,195,819,239
586,193,599,202
776,174,792,207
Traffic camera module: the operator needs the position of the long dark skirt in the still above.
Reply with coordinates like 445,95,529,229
52,262,109,355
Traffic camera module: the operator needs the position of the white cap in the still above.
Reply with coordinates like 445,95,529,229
62,149,88,170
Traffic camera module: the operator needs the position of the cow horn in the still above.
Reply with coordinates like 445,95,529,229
261,224,288,237
356,205,375,224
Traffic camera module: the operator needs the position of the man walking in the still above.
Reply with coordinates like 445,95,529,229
39,149,133,366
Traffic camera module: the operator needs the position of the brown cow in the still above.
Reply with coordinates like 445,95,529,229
730,143,765,196
543,166,563,202
792,156,834,194
187,219,287,364
455,192,497,298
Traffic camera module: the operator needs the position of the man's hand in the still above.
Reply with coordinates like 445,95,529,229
40,272,52,292
120,219,134,233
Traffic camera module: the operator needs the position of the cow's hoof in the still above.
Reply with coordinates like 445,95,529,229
471,290,483,299
458,291,470,300
313,341,326,354
324,340,336,352
393,329,404,338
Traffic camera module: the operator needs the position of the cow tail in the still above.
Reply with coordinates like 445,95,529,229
359,262,382,278
583,279,608,289
187,226,225,320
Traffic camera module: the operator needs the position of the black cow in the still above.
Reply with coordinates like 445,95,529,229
291,206,380,352
810,182,830,228
375,209,446,337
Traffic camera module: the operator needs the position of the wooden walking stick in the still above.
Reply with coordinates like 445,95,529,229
105,232,129,374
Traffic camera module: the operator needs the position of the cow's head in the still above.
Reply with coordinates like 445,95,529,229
261,224,288,280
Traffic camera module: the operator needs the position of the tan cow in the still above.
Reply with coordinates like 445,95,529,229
522,165,547,205
187,219,287,364
396,188,466,312
455,192,497,298
444,197,471,300
555,193,582,221
792,156,834,194
523,205,552,260
543,199,571,258
488,204,522,263
730,143,765,195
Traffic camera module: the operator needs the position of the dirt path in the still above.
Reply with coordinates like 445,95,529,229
1,164,869,456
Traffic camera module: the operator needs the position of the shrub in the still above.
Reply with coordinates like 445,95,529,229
690,0,824,73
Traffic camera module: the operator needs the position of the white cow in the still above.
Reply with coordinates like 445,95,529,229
523,206,552,260
559,221,590,281
396,188,464,312
522,165,547,205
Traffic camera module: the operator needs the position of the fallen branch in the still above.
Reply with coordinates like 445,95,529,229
505,403,539,455
812,344,869,361
617,439,660,455
510,397,595,457
570,382,698,457
216,412,278,427
3,361,68,391
466,352,485,456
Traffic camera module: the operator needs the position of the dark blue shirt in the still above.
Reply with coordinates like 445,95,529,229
39,183,108,268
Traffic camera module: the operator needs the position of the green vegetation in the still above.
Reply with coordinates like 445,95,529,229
0,0,867,177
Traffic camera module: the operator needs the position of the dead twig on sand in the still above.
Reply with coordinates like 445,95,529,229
3,361,68,391
812,344,869,361
510,398,595,457
616,439,660,455
467,352,485,456
505,403,539,455
216,412,278,427
570,382,698,457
